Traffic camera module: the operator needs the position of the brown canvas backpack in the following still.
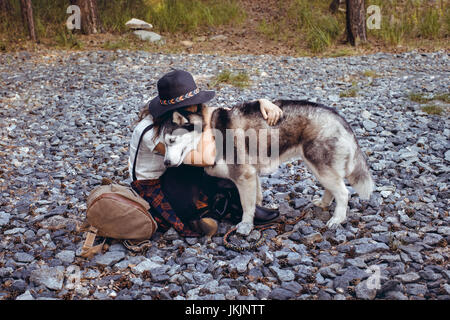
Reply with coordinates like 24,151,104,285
80,124,157,258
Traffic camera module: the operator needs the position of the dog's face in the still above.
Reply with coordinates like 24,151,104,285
162,111,203,167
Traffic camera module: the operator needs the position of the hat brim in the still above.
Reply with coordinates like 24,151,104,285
148,90,215,119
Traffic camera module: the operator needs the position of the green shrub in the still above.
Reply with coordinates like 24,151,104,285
147,0,245,33
418,7,441,39
260,0,343,53
55,28,83,49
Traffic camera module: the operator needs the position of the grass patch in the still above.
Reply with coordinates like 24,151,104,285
327,48,356,57
55,28,83,49
418,7,441,39
340,82,359,98
409,92,450,104
147,0,245,34
433,93,450,104
291,0,342,53
257,20,284,42
409,92,431,104
210,70,250,89
257,0,343,53
367,0,447,45
421,105,445,115
362,70,380,78
103,38,132,50
0,39,7,52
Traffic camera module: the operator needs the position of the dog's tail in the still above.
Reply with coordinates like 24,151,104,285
347,148,374,200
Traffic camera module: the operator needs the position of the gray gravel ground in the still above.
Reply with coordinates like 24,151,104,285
0,49,449,300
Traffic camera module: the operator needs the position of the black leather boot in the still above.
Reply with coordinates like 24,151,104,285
254,205,280,225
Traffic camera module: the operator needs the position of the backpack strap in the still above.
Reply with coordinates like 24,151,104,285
80,226,105,259
132,123,154,181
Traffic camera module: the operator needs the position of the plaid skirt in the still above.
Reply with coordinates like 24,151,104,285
131,179,209,237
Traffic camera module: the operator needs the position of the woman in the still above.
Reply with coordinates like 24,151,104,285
129,69,283,237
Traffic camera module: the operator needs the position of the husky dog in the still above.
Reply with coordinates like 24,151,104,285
162,100,374,235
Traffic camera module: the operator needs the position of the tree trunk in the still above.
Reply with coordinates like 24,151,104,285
70,0,101,34
0,0,11,13
19,0,37,41
345,0,367,46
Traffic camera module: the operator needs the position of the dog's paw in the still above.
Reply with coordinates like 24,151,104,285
312,198,328,209
326,216,345,229
236,222,254,236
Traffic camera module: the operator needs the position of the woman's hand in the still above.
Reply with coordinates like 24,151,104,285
259,98,283,126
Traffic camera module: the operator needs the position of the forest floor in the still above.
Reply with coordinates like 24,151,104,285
1,0,449,57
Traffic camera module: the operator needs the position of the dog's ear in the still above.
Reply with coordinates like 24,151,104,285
172,111,188,125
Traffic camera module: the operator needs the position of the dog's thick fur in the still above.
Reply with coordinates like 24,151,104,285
162,100,374,235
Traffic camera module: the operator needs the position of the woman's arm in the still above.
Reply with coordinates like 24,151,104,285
182,128,216,167
153,133,215,167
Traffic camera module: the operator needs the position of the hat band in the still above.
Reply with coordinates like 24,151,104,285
160,88,200,106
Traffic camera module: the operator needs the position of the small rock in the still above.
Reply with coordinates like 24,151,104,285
180,40,194,48
163,228,179,241
95,251,125,266
444,150,450,162
194,36,207,42
437,226,450,236
395,272,420,283
442,283,450,295
132,259,163,275
317,290,332,300
14,252,34,263
269,287,295,300
423,233,443,246
228,255,252,273
55,250,75,264
361,110,371,119
16,290,35,300
303,232,323,244
269,266,295,282
354,242,389,255
4,228,26,235
0,212,10,226
261,251,274,265
209,34,228,41
247,230,261,242
329,94,340,102
405,283,427,296
355,280,377,300
30,266,65,291
384,291,408,300
294,198,308,208
286,252,302,266
133,30,163,43
363,119,377,131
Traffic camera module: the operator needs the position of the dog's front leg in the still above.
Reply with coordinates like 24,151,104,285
255,175,263,206
233,167,257,236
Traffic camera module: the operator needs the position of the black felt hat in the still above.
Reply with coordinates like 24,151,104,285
148,69,215,119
